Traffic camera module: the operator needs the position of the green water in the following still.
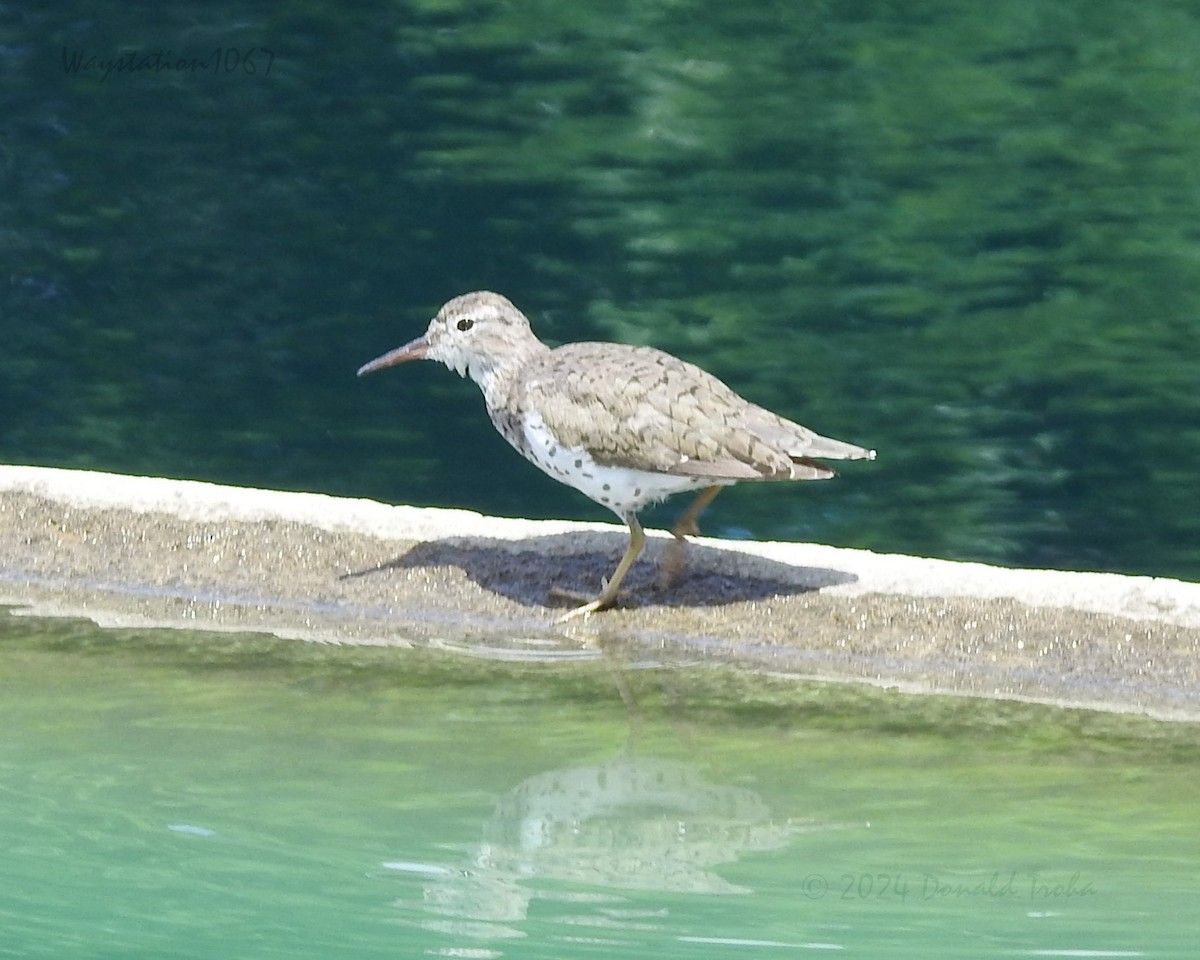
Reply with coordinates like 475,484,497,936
2,613,1197,958
4,1,1200,580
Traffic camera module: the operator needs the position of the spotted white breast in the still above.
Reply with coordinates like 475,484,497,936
519,412,722,518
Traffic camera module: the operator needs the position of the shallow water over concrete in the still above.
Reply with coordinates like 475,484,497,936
2,467,1198,719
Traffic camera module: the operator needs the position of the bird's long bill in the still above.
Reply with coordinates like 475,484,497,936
356,336,429,377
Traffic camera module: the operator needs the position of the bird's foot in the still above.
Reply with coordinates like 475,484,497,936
547,585,595,605
556,598,607,623
549,578,619,622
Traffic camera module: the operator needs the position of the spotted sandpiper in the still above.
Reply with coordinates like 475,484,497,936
358,291,875,620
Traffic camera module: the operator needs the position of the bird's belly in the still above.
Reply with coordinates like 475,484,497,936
517,414,718,517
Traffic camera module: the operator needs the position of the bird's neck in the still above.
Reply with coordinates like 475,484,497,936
472,338,551,411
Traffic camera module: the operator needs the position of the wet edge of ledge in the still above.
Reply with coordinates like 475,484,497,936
1,464,1198,722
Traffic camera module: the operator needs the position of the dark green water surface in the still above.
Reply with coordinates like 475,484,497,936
1,612,1198,958
3,2,1200,577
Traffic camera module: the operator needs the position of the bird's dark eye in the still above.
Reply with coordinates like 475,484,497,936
456,317,474,332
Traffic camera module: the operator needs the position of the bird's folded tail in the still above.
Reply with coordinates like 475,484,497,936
788,456,837,480
796,434,876,462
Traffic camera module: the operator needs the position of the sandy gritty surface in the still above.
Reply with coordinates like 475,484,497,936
2,465,1198,720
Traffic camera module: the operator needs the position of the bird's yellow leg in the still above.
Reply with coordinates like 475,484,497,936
659,485,722,588
559,515,646,621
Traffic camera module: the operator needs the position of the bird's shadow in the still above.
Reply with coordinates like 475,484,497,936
341,531,858,611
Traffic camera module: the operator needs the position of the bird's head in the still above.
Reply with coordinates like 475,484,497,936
357,291,539,387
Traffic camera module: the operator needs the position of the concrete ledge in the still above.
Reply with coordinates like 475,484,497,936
2,465,1198,719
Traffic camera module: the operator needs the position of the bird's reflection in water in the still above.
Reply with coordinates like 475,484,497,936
394,754,805,946
386,645,824,951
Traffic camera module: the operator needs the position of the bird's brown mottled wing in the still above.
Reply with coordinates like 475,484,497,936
519,343,869,482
